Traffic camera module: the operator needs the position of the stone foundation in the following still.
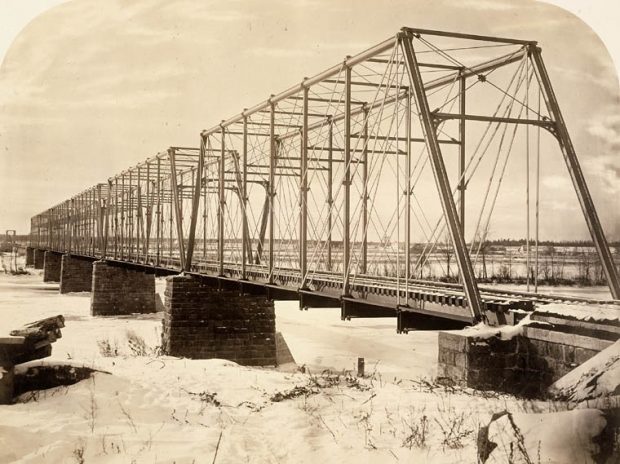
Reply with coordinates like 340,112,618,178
162,274,276,366
438,317,615,397
91,260,156,316
43,251,62,282
33,249,45,269
60,255,93,293
25,247,34,266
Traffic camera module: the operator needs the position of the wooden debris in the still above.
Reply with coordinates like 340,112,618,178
1,315,65,366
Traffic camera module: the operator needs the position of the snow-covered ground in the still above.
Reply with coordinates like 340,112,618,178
0,263,611,463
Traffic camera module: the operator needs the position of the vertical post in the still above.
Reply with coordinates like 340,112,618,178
48,209,52,251
113,178,118,259
36,215,40,248
136,167,142,262
156,157,161,266
61,203,66,252
96,184,103,256
203,155,207,260
300,85,309,287
219,128,226,276
531,47,620,299
120,174,125,260
186,139,206,272
401,31,483,321
104,180,111,257
168,148,186,270
361,106,369,275
525,58,531,292
168,177,173,267
79,195,83,253
86,191,91,254
144,162,152,262
405,90,412,303
129,170,134,260
92,189,97,254
458,72,466,235
78,198,81,253
327,117,333,272
268,101,276,283
343,63,352,295
68,199,74,253
242,115,248,279
535,93,541,292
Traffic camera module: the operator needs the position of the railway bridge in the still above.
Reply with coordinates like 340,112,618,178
27,28,620,361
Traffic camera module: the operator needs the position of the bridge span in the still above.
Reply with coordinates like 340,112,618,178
28,27,620,337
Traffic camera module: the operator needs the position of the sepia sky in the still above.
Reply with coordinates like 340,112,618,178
0,0,618,241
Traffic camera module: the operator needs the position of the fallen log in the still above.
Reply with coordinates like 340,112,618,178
0,315,65,404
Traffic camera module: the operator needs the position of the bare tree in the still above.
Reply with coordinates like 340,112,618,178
441,233,454,280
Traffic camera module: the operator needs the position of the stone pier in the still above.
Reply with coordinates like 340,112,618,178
33,249,45,269
437,307,617,397
60,255,94,293
91,260,156,316
161,274,277,366
25,247,34,266
43,251,62,282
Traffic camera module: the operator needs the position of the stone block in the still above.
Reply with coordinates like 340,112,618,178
574,347,598,365
437,363,467,383
438,331,467,352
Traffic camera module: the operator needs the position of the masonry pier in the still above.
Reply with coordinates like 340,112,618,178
162,274,277,366
90,260,156,316
33,249,45,269
437,309,618,397
60,255,94,294
25,247,34,267
43,251,62,282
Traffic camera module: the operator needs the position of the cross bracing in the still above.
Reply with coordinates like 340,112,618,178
30,27,620,326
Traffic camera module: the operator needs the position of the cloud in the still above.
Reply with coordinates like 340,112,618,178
549,63,619,97
542,174,573,191
246,46,315,59
454,0,520,11
588,113,620,151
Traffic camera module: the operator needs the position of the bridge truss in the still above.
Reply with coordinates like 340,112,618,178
30,28,620,327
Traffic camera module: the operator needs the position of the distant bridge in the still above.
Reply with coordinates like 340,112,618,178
29,27,620,331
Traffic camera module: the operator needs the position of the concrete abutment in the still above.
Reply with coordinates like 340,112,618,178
90,260,156,316
43,251,62,282
60,255,94,293
162,274,277,366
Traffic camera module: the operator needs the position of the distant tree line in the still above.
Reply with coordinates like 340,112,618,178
478,238,620,248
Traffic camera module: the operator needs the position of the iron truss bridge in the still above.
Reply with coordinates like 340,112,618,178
30,27,620,330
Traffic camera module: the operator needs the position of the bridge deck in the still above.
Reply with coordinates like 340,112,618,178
35,247,619,330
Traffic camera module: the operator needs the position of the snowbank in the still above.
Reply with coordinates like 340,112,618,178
550,339,620,404
482,409,608,463
457,314,533,340
534,302,620,324
0,261,613,463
